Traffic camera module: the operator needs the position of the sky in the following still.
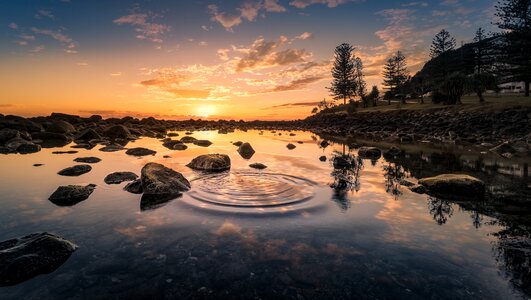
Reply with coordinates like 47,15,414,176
0,0,499,120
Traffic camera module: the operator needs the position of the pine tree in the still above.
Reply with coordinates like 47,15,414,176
329,43,357,105
495,0,531,96
430,29,456,59
354,57,366,100
382,51,409,104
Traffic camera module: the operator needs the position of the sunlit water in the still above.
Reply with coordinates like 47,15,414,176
0,130,529,299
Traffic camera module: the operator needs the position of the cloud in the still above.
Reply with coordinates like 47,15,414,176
110,72,122,76
289,0,363,9
35,10,55,20
267,101,321,108
113,12,170,43
208,4,242,31
0,104,14,108
264,0,287,12
30,45,45,53
8,22,18,29
259,75,326,93
30,27,77,53
295,32,314,40
208,1,286,31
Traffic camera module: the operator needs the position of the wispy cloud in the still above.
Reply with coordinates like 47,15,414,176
208,1,287,31
289,0,364,9
30,27,78,53
114,11,170,44
35,10,55,20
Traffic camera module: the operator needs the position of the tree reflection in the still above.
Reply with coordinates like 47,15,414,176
329,145,363,211
382,162,407,199
427,196,454,225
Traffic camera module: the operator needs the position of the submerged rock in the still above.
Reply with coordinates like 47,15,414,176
286,143,296,150
0,232,78,286
193,140,213,147
57,165,92,176
162,140,187,150
141,163,190,197
124,179,143,194
52,150,78,154
249,163,267,169
187,154,231,172
73,157,101,164
237,142,255,159
99,144,124,152
358,147,382,159
48,184,96,206
418,174,485,199
232,141,243,147
319,156,327,162
125,147,156,156
104,171,138,184
180,136,197,143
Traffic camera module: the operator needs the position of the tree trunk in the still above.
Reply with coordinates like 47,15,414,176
526,80,530,97
478,90,485,103
343,96,346,105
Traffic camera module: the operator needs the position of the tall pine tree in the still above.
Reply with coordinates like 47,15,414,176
382,51,409,104
329,43,357,105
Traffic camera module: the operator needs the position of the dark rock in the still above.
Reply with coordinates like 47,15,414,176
232,141,243,147
186,154,231,172
73,157,101,164
162,140,187,150
333,156,351,169
75,128,101,141
48,184,96,206
0,232,78,286
103,125,131,139
193,140,213,147
384,146,404,157
33,164,44,167
249,163,267,169
141,163,190,196
286,143,296,150
57,165,92,176
410,184,427,194
0,129,21,144
418,174,485,199
358,146,382,159
104,171,138,184
124,179,143,194
237,143,255,159
320,140,329,148
167,132,179,137
99,144,124,152
180,136,197,143
125,147,156,156
16,142,41,154
32,132,71,142
52,150,78,154
319,156,327,162
46,121,76,134
399,179,415,187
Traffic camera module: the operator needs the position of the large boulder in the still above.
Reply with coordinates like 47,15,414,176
124,179,143,194
418,174,485,199
125,147,156,156
186,154,231,172
104,171,138,184
162,140,187,150
0,232,78,286
32,132,71,142
57,165,92,176
0,128,21,144
103,125,131,139
46,120,76,134
237,143,255,159
48,184,96,206
75,128,101,141
141,163,190,196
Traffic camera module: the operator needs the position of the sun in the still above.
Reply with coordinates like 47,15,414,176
196,105,217,118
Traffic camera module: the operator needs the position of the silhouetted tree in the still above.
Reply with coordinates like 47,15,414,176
382,51,409,104
430,29,456,82
367,85,380,107
495,0,531,97
428,197,454,225
354,57,366,101
329,43,357,105
471,27,497,102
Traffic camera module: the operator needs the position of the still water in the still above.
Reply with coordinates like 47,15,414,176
0,130,529,299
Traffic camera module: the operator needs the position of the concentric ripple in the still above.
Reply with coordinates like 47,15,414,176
184,170,319,214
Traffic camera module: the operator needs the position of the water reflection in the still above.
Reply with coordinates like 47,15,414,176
329,146,362,211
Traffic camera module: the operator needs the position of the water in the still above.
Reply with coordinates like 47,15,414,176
0,130,529,299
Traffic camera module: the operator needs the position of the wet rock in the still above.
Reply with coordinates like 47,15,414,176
33,163,44,167
15,142,41,154
32,132,71,142
286,143,296,150
193,140,212,147
141,162,191,196
399,179,415,187
320,140,329,148
57,165,92,176
99,144,124,152
358,146,382,159
384,146,404,157
237,142,255,159
418,174,485,199
333,156,351,169
249,163,267,169
75,128,101,141
52,150,78,154
410,184,427,194
46,121,76,134
162,140,187,150
73,157,101,164
48,184,96,206
232,141,243,147
0,129,21,144
103,125,131,139
104,171,138,184
140,194,177,211
124,179,143,194
167,132,179,137
180,136,197,143
0,232,78,286
125,147,156,156
186,154,231,172
319,156,327,162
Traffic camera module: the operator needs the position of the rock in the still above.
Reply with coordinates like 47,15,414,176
162,140,187,150
141,163,190,196
333,156,351,169
124,179,143,194
418,174,485,199
0,232,78,286
186,154,231,172
74,157,101,164
286,143,296,150
289,133,296,136
16,142,41,154
99,144,124,152
180,136,197,143
410,184,427,194
52,150,78,154
249,163,267,169
32,132,71,142
167,132,179,137
232,141,243,147
48,184,96,206
33,164,44,167
125,147,156,156
193,140,213,147
358,146,382,159
399,179,415,187
57,165,92,176
320,140,329,148
75,128,101,141
384,146,404,157
0,129,21,144
319,156,327,162
103,125,131,139
104,171,138,184
46,121,76,134
237,143,255,159
163,155,171,158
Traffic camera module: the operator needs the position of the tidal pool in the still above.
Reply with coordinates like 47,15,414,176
0,130,529,299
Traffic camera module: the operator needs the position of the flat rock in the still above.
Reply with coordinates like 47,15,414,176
0,232,78,286
180,136,197,143
73,157,101,164
249,163,267,169
48,184,96,206
52,150,78,154
99,144,124,152
141,162,190,196
186,154,231,172
162,140,187,150
104,171,138,184
193,140,212,147
237,142,255,159
57,164,92,176
418,174,485,199
125,147,156,156
124,179,143,194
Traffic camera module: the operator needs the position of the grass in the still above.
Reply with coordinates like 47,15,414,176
319,95,530,115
